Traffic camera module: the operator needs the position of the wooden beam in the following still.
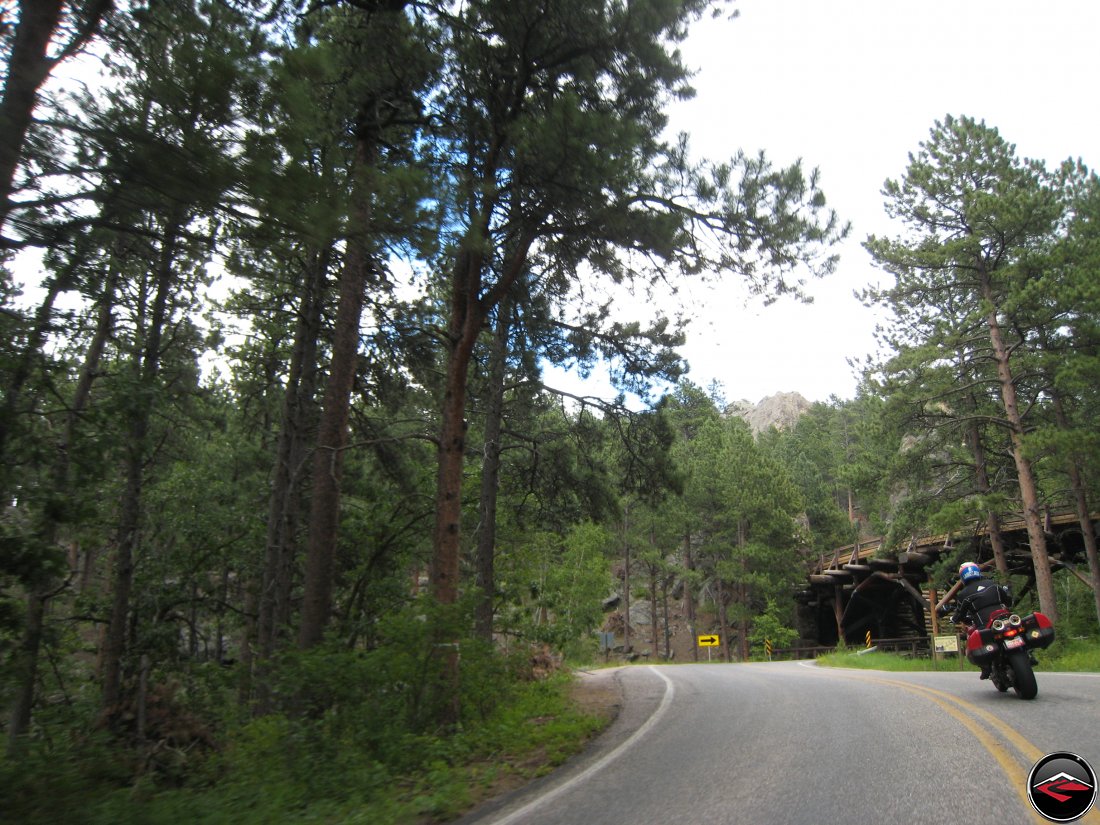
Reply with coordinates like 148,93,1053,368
1058,559,1096,591
895,576,930,610
868,557,899,572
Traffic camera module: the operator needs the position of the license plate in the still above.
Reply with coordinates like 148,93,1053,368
1004,636,1025,649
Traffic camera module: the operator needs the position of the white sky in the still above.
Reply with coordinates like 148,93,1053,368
548,0,1100,406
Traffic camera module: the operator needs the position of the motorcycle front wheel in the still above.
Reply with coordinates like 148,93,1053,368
1008,650,1038,700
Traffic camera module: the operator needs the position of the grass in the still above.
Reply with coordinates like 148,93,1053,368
816,649,967,671
1042,636,1100,671
816,635,1100,673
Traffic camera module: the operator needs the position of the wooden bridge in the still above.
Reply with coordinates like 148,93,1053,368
795,509,1097,647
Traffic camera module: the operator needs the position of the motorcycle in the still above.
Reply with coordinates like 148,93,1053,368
961,607,1055,700
937,578,1055,699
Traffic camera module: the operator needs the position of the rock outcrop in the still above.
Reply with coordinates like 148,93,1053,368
726,391,812,434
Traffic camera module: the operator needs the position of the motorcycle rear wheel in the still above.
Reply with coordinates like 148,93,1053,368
989,661,1009,692
1008,650,1038,700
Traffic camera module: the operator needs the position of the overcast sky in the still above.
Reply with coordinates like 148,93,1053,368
549,0,1100,406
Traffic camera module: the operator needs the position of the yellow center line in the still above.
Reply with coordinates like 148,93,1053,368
865,678,1044,824
857,673,1100,825
872,676,1043,763
795,663,1100,823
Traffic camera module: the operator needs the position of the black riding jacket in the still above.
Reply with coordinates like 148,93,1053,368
951,577,1012,628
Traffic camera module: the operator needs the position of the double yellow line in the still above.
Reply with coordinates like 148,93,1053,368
864,674,1100,825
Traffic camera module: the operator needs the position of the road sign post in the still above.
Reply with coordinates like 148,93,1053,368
698,634,719,662
598,631,615,662
929,586,940,664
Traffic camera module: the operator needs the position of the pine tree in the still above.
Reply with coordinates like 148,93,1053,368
866,115,1075,620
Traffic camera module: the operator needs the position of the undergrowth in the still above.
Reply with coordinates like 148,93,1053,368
1,649,606,825
817,635,1100,672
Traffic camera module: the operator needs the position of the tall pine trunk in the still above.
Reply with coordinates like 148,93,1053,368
661,574,671,659
0,255,86,490
737,520,750,661
426,246,484,727
648,559,658,654
474,292,513,641
717,577,731,663
429,227,534,725
102,219,182,713
299,140,376,649
7,263,118,751
431,246,484,608
259,247,327,657
684,532,698,662
0,0,62,235
620,507,632,654
981,271,1057,621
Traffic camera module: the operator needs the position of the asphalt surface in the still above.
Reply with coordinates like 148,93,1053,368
457,661,1100,825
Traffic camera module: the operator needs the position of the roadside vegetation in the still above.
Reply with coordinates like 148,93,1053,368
1,655,606,825
817,636,1100,673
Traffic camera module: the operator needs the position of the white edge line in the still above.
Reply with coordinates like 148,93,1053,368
485,666,676,825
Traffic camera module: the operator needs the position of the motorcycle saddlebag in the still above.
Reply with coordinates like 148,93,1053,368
1022,612,1055,649
966,628,998,666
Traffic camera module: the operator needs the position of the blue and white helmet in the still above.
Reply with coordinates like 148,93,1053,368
959,561,981,583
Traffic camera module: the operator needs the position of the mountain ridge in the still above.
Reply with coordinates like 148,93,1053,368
725,391,812,434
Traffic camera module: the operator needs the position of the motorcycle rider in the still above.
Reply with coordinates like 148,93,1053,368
937,561,1013,679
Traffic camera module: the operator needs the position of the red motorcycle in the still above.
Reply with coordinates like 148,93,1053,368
963,607,1055,700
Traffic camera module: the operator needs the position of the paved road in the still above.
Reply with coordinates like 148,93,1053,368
458,662,1100,825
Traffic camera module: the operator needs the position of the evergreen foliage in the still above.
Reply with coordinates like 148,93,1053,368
2,0,1098,818
864,115,1100,621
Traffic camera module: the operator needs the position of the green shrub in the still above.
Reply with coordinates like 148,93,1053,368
3,591,602,824
0,725,130,825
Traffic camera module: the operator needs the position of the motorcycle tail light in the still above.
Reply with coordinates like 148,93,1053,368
1009,614,1022,627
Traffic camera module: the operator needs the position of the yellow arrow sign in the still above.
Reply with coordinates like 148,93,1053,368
697,634,719,647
